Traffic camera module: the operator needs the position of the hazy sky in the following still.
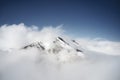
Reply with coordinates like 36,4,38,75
0,0,120,41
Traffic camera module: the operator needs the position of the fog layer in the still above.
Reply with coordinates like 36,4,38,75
0,23,120,80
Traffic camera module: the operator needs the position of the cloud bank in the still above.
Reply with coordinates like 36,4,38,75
0,23,120,80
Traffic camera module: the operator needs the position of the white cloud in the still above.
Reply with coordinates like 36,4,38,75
76,38,120,55
0,23,120,80
0,23,63,51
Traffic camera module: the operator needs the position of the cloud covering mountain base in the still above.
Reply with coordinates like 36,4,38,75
0,23,120,80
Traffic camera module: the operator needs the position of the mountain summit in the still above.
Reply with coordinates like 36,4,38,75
21,37,85,62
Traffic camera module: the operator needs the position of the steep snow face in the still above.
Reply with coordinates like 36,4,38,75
21,36,85,62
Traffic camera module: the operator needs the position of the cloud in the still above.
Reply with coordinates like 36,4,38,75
0,23,120,80
0,23,63,51
76,38,120,55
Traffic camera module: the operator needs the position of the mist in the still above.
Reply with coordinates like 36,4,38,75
0,23,120,80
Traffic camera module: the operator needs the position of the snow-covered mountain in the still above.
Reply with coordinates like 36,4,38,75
21,37,85,62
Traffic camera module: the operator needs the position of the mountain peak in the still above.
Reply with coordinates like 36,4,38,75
21,37,85,62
